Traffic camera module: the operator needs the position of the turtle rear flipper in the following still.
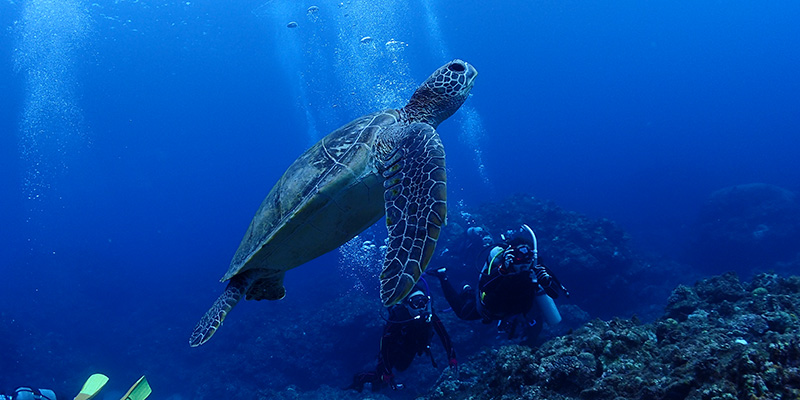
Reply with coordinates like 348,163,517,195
380,123,446,306
189,275,248,347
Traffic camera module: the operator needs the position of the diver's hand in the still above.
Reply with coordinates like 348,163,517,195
449,357,458,368
503,251,515,269
449,357,459,379
534,265,559,299
382,373,403,390
533,264,551,285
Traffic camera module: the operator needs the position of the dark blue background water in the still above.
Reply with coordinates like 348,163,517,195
1,0,799,398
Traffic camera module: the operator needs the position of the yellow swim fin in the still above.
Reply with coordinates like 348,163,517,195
73,373,109,400
119,376,152,400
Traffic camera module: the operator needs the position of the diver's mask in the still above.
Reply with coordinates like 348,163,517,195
499,244,534,274
405,290,432,322
500,224,538,269
511,244,534,265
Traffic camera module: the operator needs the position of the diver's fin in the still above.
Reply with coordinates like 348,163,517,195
380,123,447,306
119,376,151,400
73,373,109,400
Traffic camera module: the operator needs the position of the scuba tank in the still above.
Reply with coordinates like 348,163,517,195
4,388,57,400
533,287,562,325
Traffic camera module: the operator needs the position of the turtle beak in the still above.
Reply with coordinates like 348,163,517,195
463,61,477,81
451,59,478,89
465,62,478,88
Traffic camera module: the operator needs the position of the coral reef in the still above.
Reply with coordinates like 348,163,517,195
423,272,800,400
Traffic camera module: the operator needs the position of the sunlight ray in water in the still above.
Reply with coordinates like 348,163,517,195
328,0,415,113
459,105,494,189
253,1,328,145
253,0,417,139
422,0,494,193
13,0,91,207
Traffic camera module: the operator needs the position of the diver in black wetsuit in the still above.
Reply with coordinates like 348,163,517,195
428,224,568,340
347,281,457,392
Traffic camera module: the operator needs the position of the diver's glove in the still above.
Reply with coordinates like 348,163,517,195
503,251,516,271
382,373,403,390
449,357,459,379
534,264,559,299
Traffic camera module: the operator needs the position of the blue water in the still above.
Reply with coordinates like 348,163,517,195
1,0,799,398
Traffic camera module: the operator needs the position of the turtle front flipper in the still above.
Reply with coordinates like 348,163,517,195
189,275,248,347
380,123,447,306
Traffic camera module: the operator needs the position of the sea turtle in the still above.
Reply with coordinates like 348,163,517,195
189,59,478,347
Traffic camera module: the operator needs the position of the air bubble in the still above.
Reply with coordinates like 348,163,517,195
14,0,91,205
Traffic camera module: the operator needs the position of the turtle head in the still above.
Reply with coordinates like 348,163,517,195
403,59,478,128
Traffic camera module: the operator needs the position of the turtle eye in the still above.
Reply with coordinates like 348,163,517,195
447,62,466,72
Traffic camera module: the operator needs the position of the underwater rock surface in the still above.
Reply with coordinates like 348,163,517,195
424,272,800,400
689,183,800,275
438,194,697,321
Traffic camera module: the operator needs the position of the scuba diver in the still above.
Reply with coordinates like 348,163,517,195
1,373,151,400
0,388,59,400
346,281,457,392
428,224,569,341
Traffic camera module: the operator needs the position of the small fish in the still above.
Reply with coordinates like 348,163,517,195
287,21,298,28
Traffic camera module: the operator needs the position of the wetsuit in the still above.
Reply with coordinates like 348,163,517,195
436,245,557,338
348,304,456,392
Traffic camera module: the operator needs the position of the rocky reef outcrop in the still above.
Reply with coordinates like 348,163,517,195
689,183,800,275
437,194,696,321
424,272,800,400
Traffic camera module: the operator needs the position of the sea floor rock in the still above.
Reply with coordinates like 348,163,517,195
423,272,800,400
689,183,800,274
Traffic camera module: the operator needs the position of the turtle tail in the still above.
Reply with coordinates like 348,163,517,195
189,275,247,347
